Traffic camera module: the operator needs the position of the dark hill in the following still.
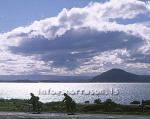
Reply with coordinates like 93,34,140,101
92,68,150,82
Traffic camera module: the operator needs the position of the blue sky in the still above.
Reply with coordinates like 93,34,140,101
0,0,104,32
0,0,150,75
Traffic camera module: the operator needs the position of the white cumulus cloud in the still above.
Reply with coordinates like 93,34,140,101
0,0,150,75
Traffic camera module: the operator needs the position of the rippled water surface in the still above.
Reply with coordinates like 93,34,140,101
0,83,149,104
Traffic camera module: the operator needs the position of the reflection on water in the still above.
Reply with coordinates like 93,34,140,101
0,83,149,104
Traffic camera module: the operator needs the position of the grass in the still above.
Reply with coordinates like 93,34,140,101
0,98,149,115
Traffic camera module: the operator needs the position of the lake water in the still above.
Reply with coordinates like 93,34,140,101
0,83,149,104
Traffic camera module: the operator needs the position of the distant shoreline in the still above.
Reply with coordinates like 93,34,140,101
0,69,150,83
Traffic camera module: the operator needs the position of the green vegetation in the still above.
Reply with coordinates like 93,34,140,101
0,98,149,115
130,101,140,105
94,99,101,104
0,99,30,112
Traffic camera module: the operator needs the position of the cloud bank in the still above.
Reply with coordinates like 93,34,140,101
0,0,150,75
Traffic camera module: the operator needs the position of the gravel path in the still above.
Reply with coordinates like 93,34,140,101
0,112,149,119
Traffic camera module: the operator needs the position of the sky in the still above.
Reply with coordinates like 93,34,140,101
0,0,150,75
0,0,103,33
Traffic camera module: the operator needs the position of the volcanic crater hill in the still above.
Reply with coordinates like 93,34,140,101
91,68,150,83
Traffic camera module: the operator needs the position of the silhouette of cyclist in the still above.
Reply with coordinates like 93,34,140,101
29,93,42,113
63,93,76,114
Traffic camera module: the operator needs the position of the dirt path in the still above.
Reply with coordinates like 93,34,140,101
0,112,149,119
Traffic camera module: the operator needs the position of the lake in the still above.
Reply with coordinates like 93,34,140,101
0,83,149,104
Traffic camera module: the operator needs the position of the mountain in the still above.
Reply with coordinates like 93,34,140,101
91,68,150,82
0,69,149,83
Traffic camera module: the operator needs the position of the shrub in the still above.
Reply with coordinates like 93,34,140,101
130,101,140,105
94,99,101,104
84,101,90,104
142,100,150,105
106,99,112,103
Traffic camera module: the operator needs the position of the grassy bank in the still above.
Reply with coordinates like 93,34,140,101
0,99,149,115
